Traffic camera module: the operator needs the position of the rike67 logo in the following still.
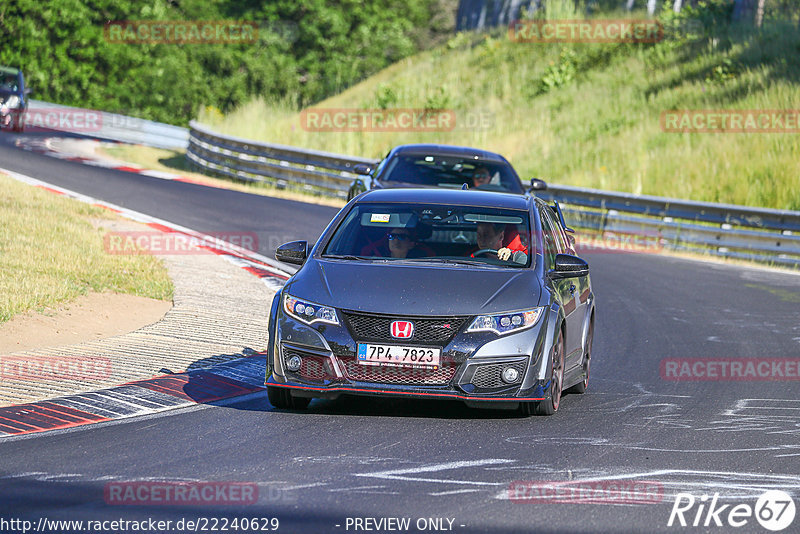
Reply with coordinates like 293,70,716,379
668,491,796,531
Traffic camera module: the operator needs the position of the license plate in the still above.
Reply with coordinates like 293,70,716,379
357,343,441,369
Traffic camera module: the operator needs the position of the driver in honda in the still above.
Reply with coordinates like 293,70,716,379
471,222,526,261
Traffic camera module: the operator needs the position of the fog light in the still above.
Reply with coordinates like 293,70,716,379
286,355,302,372
502,367,520,384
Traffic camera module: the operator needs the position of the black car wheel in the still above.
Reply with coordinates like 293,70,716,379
267,386,311,410
521,329,564,416
566,317,592,395
10,110,24,133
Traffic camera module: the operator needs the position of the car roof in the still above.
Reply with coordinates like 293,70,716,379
390,144,508,163
357,187,532,210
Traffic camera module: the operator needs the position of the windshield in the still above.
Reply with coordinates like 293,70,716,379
0,73,18,91
379,154,523,193
323,202,533,268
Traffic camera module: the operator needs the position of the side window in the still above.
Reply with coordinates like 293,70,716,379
373,152,392,179
539,208,561,269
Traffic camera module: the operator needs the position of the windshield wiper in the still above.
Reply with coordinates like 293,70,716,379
322,254,370,260
396,258,489,266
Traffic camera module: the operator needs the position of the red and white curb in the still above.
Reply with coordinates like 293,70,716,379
14,136,220,188
0,167,295,436
0,354,269,437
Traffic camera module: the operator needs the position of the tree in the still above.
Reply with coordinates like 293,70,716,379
733,0,767,26
756,0,766,26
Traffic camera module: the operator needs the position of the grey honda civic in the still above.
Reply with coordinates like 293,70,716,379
266,188,595,415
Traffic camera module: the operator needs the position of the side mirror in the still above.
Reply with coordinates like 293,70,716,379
276,240,309,265
24,88,32,96
529,178,548,191
353,163,373,176
550,253,588,279
347,180,367,201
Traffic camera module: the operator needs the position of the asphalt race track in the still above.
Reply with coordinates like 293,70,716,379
1,133,799,533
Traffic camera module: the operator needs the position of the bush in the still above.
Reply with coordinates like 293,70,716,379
0,0,456,125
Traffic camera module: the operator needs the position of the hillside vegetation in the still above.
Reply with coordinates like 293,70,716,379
200,2,800,210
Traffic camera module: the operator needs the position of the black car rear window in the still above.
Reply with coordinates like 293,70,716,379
379,155,524,193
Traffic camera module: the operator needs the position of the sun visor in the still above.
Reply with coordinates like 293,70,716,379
464,214,523,224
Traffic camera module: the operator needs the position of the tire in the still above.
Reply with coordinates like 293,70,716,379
531,329,565,416
566,318,592,395
267,386,310,410
10,110,24,133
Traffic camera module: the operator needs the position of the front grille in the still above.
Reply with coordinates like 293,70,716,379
342,312,468,345
471,361,526,389
342,359,456,385
283,347,337,382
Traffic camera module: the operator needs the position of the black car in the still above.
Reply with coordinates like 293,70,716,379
347,144,548,200
0,66,29,133
267,188,595,415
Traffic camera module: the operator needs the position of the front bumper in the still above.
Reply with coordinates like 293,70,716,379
266,303,553,404
266,379,545,404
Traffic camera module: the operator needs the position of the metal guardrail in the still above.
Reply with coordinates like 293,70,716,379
28,100,188,149
186,121,800,267
187,121,375,198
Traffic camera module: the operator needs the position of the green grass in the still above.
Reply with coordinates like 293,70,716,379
0,173,173,323
198,4,800,211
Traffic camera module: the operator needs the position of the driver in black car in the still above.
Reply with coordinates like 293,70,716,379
471,166,492,188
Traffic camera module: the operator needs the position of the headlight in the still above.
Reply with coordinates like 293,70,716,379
467,307,543,336
283,294,339,326
4,95,20,109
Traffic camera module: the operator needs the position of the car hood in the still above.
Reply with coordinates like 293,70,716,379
286,259,542,316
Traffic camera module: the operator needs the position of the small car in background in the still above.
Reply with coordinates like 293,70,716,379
267,188,594,416
0,66,29,133
347,144,548,200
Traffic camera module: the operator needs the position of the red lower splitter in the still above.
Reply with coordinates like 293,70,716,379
0,402,110,435
131,371,263,404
